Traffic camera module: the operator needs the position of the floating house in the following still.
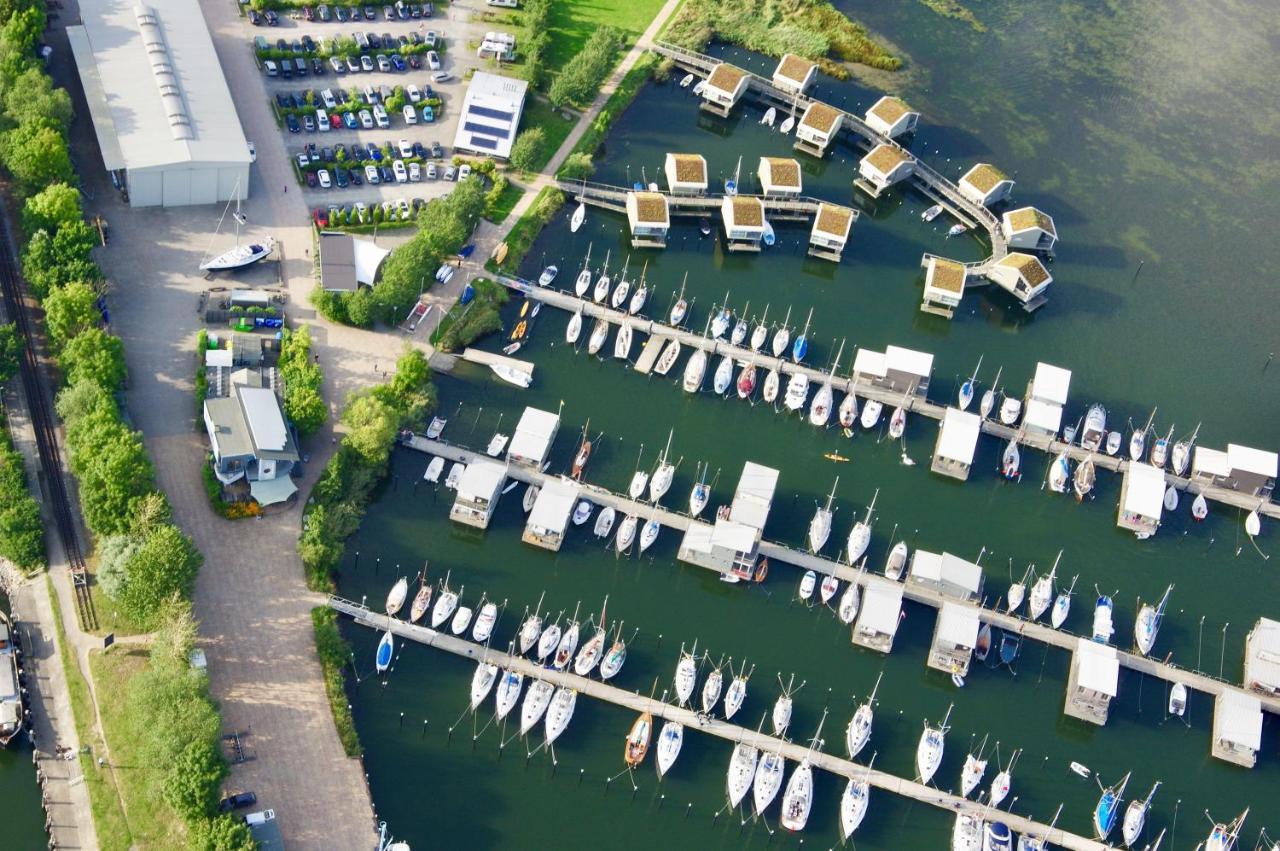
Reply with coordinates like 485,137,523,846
931,408,983,481
625,191,670,248
851,345,934,397
521,479,578,551
663,152,708,195
808,202,856,261
920,255,967,318
1212,691,1262,768
1065,639,1119,725
448,459,507,529
506,407,559,468
757,157,803,197
1001,207,1057,253
986,253,1053,310
794,102,843,158
864,95,919,139
771,53,817,95
700,63,749,117
852,581,905,654
1022,362,1070,438
1244,618,1280,695
928,603,980,677
679,461,777,579
1191,446,1230,487
855,144,915,198
1226,444,1277,498
907,550,984,602
721,195,766,252
1117,462,1166,538
958,163,1015,207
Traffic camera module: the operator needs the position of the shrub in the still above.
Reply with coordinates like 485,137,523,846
0,410,44,571
58,326,125,391
278,326,327,436
548,28,623,108
0,120,74,194
508,126,546,172
0,322,19,383
42,279,100,350
558,151,595,181
114,523,202,629
21,181,82,235
95,534,140,600
312,607,361,756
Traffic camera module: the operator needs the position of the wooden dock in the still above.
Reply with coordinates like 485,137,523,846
558,179,825,222
328,594,1108,851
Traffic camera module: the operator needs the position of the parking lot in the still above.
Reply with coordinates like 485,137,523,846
246,0,523,224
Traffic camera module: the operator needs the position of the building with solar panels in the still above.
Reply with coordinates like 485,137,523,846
452,71,528,160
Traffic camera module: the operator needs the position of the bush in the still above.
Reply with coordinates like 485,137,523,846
95,534,140,600
0,410,45,571
0,322,20,383
113,523,202,629
508,126,546,172
0,120,74,194
312,607,361,756
558,151,595,181
21,181,82,235
42,279,99,350
58,326,125,391
548,28,623,108
278,325,327,437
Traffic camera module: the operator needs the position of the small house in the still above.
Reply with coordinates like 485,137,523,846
1212,691,1262,768
700,62,749,117
678,518,761,580
931,408,982,481
864,95,919,139
1226,444,1277,498
794,102,843,158
852,580,904,654
1021,362,1069,438
756,157,802,196
808,202,856,261
1244,618,1280,695
1191,446,1231,486
663,152,708,195
907,550,984,602
920,255,967,318
1001,207,1057,253
958,163,1015,207
1065,639,1119,725
856,144,914,197
928,603,980,677
476,31,516,61
986,253,1052,308
721,195,765,252
852,345,933,397
507,407,559,468
203,371,299,506
1117,462,1165,538
319,231,391,293
625,191,670,248
771,53,816,95
449,459,507,529
521,479,578,551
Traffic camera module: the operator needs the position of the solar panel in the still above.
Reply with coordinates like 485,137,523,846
468,135,498,150
469,105,514,122
464,121,510,140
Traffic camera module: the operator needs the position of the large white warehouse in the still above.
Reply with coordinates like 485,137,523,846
68,0,250,207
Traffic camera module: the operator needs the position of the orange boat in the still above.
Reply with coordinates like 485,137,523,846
623,712,653,766
571,439,592,479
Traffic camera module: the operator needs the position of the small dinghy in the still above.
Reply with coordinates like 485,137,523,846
426,417,447,439
1168,682,1187,716
679,73,694,88
975,623,992,661
450,606,474,636
1069,761,1091,778
523,485,540,512
1191,493,1208,520
762,219,775,246
760,106,777,126
1245,509,1261,537
922,204,943,221
1105,430,1122,456
375,630,394,674
1163,485,1179,511
819,574,839,604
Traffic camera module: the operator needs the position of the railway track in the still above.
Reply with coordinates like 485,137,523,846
0,207,98,631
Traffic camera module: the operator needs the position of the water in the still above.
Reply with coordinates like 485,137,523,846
0,592,44,848
348,0,1279,847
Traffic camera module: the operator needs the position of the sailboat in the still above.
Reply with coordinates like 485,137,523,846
669,273,689,326
494,668,523,719
730,302,750,346
1131,408,1157,461
544,687,577,745
1074,456,1096,500
1048,452,1070,493
1150,424,1174,469
889,405,906,439
536,619,561,663
1134,584,1173,656
838,391,858,429
656,721,683,777
1172,423,1199,476
683,342,708,392
725,155,742,195
953,812,985,851
916,704,952,785
469,662,499,709
430,577,459,629
792,308,813,363
751,305,770,351
523,484,540,513
472,600,498,643
753,749,786,816
710,296,732,338
819,575,839,605
838,568,862,624
990,749,1018,806
762,367,780,404
1164,485,1179,512
1092,593,1115,643
980,367,1001,419
958,356,983,410
1007,565,1031,614
701,663,724,715
552,606,580,671
520,679,555,735
1122,781,1160,847
649,430,676,502
518,596,544,654
1028,553,1060,621
846,672,880,759
570,202,585,232
574,246,593,297
712,353,734,395
840,760,871,838
628,264,649,314
723,667,748,719
615,514,638,552
638,518,661,552
960,743,989,798
1192,493,1208,521
689,464,711,517
780,712,825,832
624,712,653,766
385,576,409,615
587,317,609,355
772,306,792,358
613,321,633,360
599,622,628,680
565,310,583,345
1200,808,1248,851
772,683,795,736
409,572,432,624
654,337,681,376
808,477,838,553
673,644,698,706
727,737,759,807
375,630,394,674
571,423,594,480
846,489,878,564
1093,771,1131,840
975,622,992,661
1245,508,1261,537
593,506,616,538
809,341,844,427
736,359,758,399
1002,438,1021,479
200,189,276,270
574,599,609,676
1051,574,1077,629
610,270,631,310
450,605,474,636
592,250,612,302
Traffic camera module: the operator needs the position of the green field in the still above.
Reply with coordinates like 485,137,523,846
544,0,667,70
519,95,576,171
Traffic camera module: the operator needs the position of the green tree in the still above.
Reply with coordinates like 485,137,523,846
56,375,114,423
285,384,327,436
95,533,141,601
164,739,226,822
0,121,74,195
21,181,82,236
0,5,43,86
372,347,435,430
340,394,398,465
0,322,20,383
117,523,202,626
548,28,623,108
132,491,173,531
343,287,375,327
508,126,546,172
4,65,73,133
59,327,125,391
188,814,257,851
558,151,595,181
42,280,99,349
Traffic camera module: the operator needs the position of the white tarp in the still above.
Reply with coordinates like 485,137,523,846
937,603,979,648
508,407,559,464
1217,691,1262,750
1031,362,1071,405
353,238,390,285
205,348,233,368
1023,398,1063,434
937,408,981,464
1123,463,1166,519
1076,639,1119,697
1193,447,1231,478
455,459,506,502
1245,618,1280,691
249,476,297,506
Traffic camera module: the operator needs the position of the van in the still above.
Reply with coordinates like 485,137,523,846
321,88,337,110
263,60,278,76
372,104,389,128
362,84,377,104
402,105,417,124
316,109,330,131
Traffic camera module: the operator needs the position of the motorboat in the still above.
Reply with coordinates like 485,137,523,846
544,687,577,745
723,675,747,720
523,484,540,513
1134,584,1172,657
472,601,497,643
922,204,943,221
613,322,633,360
682,348,707,392
975,623,992,661
570,202,585,232
1169,682,1187,716
1074,457,1096,500
654,338,681,376
838,581,861,624
860,398,883,429
961,751,988,798
599,633,627,680
1093,771,1131,840
552,619,580,671
201,235,276,271
490,363,531,388
762,219,776,247
713,354,734,394
1150,425,1173,468
798,570,817,601
840,775,869,838
565,310,583,345
674,649,698,705
1048,452,1070,493
1080,404,1107,451
809,478,838,553
385,576,409,615
783,371,810,411
984,821,1013,851
1093,595,1115,643
679,72,694,87
450,606,474,636
953,812,984,851
701,667,724,714
948,223,967,237
1050,575,1076,629
624,712,653,766
536,621,561,662
1070,761,1091,778
610,276,631,311
727,741,759,807
494,669,523,719
571,500,593,527
425,417,447,439
999,630,1022,666
1105,430,1122,456
761,106,777,126
692,80,706,95
710,305,732,339
753,751,785,815
1192,493,1208,521
409,580,432,624
1201,808,1248,851
638,518,661,552
469,662,499,709
889,405,906,439
885,541,908,581
593,506,616,538
1002,439,1021,479
819,575,839,605
1122,781,1160,847
375,630,394,674
587,318,610,355
538,265,558,287
762,368,780,403
1246,509,1262,537
656,721,683,777
917,707,950,785
520,679,555,735
699,216,712,235
485,432,509,456
809,381,834,427
779,759,813,832
431,586,458,629
772,694,793,736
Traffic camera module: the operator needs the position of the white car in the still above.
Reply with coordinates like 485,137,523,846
365,164,380,184
360,55,374,72
346,56,360,73
392,159,408,183
316,109,330,132
444,164,456,180
426,50,441,71
408,161,420,181
358,109,373,129
432,71,452,84
329,56,345,74
372,104,389,128
402,104,417,124
405,84,422,103
321,88,337,110
317,169,331,188
426,162,437,179
397,139,413,158
458,163,472,180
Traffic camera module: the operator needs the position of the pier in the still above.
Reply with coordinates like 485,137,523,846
328,594,1109,851
558,179,823,222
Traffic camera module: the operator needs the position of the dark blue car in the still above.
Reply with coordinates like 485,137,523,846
286,114,301,133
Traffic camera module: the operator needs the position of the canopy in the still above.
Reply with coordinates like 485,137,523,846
1031,362,1071,405
249,476,297,506
1217,691,1262,750
857,582,904,635
1123,463,1166,519
937,408,981,464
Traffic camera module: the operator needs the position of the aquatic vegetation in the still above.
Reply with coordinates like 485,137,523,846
916,0,986,32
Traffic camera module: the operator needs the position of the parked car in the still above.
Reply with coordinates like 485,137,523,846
366,142,383,160
409,30,422,45
380,164,395,183
405,84,422,103
264,9,280,25
295,153,310,170
263,60,279,76
408,53,421,69
342,111,356,128
335,5,348,21
425,161,437,179
294,57,307,76
365,164,380,184
431,71,451,84
425,50,440,71
301,35,316,52
349,167,363,185
316,108,330,131
313,208,329,227
342,56,357,73
321,88,337,109
424,30,438,48
376,54,391,72
335,167,349,187
219,792,258,813
402,104,417,125
458,163,472,180
286,113,301,133
303,113,316,132
421,104,433,122
330,112,343,129
330,56,346,73
391,54,406,72
363,5,376,20
306,170,319,188
321,145,334,162
430,141,443,158
360,55,374,72
382,4,394,19
302,5,315,20
355,31,370,49
317,169,331,188
353,201,369,222
306,142,320,161
318,4,332,21
358,109,374,128
372,104,389,128
248,9,263,25
408,161,420,181
444,164,456,180
275,91,291,108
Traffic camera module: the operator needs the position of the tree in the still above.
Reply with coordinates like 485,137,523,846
343,287,375,327
95,533,141,600
548,29,622,108
508,126,546,172
4,66,73,133
373,347,435,430
56,375,114,423
188,815,257,851
132,491,172,531
117,523,202,626
0,322,20,383
42,280,99,349
285,384,327,437
340,394,398,465
21,181,82,236
59,327,125,391
0,121,74,195
558,151,595,181
53,219,99,263
164,739,225,822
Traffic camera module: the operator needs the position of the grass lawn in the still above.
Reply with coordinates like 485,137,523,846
485,183,524,224
545,0,667,70
519,95,576,172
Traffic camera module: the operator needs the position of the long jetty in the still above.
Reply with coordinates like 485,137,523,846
328,594,1108,851
554,179,825,221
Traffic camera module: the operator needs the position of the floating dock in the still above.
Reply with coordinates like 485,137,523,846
328,594,1109,851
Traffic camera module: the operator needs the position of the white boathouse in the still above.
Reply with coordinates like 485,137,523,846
986,253,1053,309
625,191,670,248
865,95,919,139
808,202,856,261
852,581,905,654
721,195,766,252
1226,444,1277,498
908,550,984,602
1022,362,1070,438
1212,691,1262,768
757,157,803,197
851,345,934,397
1001,207,1057,253
678,462,777,580
931,408,983,481
856,144,915,198
958,163,1015,207
794,102,843,158
1117,462,1165,538
700,63,749,117
1244,618,1280,695
771,53,817,95
448,459,507,529
928,603,980,676
507,407,559,468
1065,638,1119,725
920,255,968,318
521,479,578,551
663,152,708,195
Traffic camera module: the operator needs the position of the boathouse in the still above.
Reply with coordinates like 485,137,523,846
663,152,708,195
521,479,577,551
808,202,856,261
729,462,779,532
1001,207,1057,253
1191,446,1231,487
1244,618,1280,695
721,195,766,252
1065,638,1119,725
931,408,982,481
771,53,817,95
855,144,915,198
1212,691,1263,768
1225,444,1277,498
794,102,843,158
928,603,980,677
1117,462,1165,538
986,253,1053,309
700,63,749,117
908,550,984,602
507,407,559,468
920,255,967,318
958,163,1015,207
757,157,803,197
864,95,919,139
625,191,670,248
449,459,507,529
851,345,934,397
678,518,760,579
852,581,904,654
1022,362,1070,438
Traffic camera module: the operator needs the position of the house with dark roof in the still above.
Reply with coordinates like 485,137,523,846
986,252,1052,308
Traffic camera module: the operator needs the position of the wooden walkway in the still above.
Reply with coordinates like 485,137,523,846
558,179,826,221
328,594,1108,851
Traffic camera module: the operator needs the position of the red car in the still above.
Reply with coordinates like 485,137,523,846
313,208,328,227
329,112,343,129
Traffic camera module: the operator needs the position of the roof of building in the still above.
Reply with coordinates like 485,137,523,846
937,602,980,648
814,203,854,238
508,407,559,462
629,191,669,224
800,102,841,134
997,253,1050,286
926,257,967,295
729,461,778,531
858,582,904,634
1227,444,1278,477
1005,207,1057,236
711,518,758,553
456,459,508,501
67,0,250,173
853,348,888,378
1193,446,1231,477
761,157,802,188
205,379,299,463
775,53,816,84
1217,690,1262,750
1246,618,1280,689
868,95,913,125
666,152,707,184
451,71,528,159
1123,462,1167,519
319,231,391,292
1076,639,1119,696
937,408,982,465
527,479,577,533
706,63,748,94
205,348,233,368
962,163,1010,193
725,196,764,227
1023,398,1064,433
886,345,934,378
1032,362,1072,405
863,144,911,175
910,550,983,596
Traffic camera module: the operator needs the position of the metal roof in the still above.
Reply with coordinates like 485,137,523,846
730,462,778,531
456,459,507,501
711,518,757,553
886,346,934,378
910,550,983,596
857,582,904,635
452,71,527,159
1227,443,1278,477
241,387,288,451
1216,690,1262,750
1193,446,1231,477
853,348,888,378
1075,639,1119,696
937,408,981,464
936,602,979,648
1023,398,1063,433
527,480,577,533
1031,362,1072,405
508,407,559,463
1123,463,1166,519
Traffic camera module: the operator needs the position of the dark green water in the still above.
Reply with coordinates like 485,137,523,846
344,0,1279,847
0,592,44,848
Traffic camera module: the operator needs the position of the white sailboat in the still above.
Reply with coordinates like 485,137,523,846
809,477,838,553
472,601,497,643
574,247,593,297
1028,553,1060,621
838,573,861,625
610,273,631,311
779,757,815,832
592,250,612,302
638,518,660,552
889,405,906,439
385,576,409,615
960,742,988,798
980,367,1002,419
916,704,952,785
544,687,577,744
772,306,792,358
953,812,985,851
565,310,583,345
701,664,724,715
1134,584,1173,657
552,610,580,671
469,662,499,710
654,337,681,376
1192,493,1208,521
587,317,610,355
449,605,473,636
989,749,1018,807
674,644,698,706
494,669,523,719
536,620,561,662
840,766,871,838
656,721,683,777
649,429,676,502
612,321,633,360
683,346,708,393
1130,407,1157,461
762,367,780,404
200,190,275,271
846,489,878,564
1051,573,1077,629
573,599,609,676
570,202,585,232
752,750,786,816
1122,781,1160,847
819,575,839,605
599,624,627,681
772,692,794,736
723,669,748,720
731,302,750,347
1048,452,1070,493
727,740,759,808
713,354,734,394
838,391,858,430
430,581,458,629
689,464,711,517
958,356,983,411
520,679,555,735
518,596,544,654
615,514,638,552
1171,423,1199,476
751,305,770,351
1007,565,1031,614
798,570,817,601
846,672,880,759
669,273,689,326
